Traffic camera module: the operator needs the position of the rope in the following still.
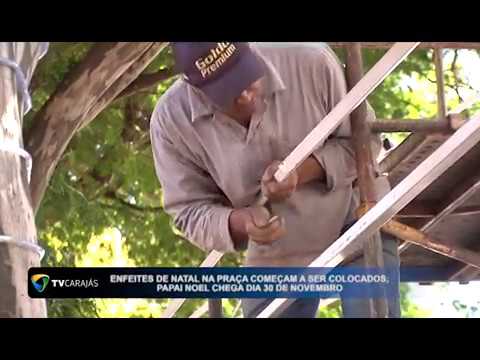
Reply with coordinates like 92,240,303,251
0,56,32,113
0,43,49,183
0,42,49,114
0,143,32,183
0,44,48,261
0,235,45,260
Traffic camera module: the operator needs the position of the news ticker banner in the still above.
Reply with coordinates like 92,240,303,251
28,267,446,299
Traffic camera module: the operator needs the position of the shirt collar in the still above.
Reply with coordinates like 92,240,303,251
187,47,286,123
255,47,286,97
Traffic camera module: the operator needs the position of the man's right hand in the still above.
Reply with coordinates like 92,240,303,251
229,206,286,249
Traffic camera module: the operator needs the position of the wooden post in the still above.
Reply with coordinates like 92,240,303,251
0,43,47,317
208,299,223,318
434,48,447,118
345,43,389,318
370,116,466,133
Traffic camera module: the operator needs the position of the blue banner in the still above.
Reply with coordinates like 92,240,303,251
28,267,408,299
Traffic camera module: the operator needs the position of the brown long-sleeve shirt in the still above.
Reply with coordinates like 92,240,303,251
150,43,388,266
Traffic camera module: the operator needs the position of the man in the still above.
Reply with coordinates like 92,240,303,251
150,42,400,318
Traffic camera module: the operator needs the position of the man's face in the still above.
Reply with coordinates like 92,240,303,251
233,77,267,118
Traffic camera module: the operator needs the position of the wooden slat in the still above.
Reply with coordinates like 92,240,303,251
160,250,223,318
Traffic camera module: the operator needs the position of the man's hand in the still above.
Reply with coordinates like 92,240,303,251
261,160,298,202
229,206,286,249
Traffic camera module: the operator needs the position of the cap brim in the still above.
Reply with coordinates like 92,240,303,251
198,51,266,109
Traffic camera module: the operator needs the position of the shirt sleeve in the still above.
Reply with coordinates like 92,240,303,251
150,111,236,254
310,46,383,192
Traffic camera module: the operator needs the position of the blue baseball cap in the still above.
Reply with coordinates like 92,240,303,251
171,42,266,108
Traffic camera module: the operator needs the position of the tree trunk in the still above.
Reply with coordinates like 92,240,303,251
25,42,168,212
0,42,48,317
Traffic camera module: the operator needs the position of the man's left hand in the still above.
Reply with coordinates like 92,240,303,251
261,160,298,202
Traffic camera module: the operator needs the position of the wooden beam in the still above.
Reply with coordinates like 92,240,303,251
346,43,388,318
370,116,467,133
400,167,480,253
449,265,480,282
398,202,480,218
328,42,480,50
25,42,168,212
383,220,480,270
380,133,429,174
434,48,447,118
208,299,223,318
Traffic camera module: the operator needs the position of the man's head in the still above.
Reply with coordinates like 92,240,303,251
172,42,267,120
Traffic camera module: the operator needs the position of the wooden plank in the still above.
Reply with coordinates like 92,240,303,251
189,301,209,318
275,43,420,182
160,250,223,318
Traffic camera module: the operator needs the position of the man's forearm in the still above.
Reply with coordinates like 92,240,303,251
296,156,326,185
228,208,250,250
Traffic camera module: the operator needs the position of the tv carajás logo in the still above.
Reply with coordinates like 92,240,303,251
31,274,99,292
31,274,50,293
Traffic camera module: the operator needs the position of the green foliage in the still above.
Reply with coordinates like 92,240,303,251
317,300,342,318
400,284,430,318
29,43,477,318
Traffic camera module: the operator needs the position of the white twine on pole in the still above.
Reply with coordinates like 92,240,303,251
0,43,49,262
0,44,47,183
0,235,45,260
0,56,32,113
0,143,32,183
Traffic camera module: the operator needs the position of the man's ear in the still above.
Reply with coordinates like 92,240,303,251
236,90,253,105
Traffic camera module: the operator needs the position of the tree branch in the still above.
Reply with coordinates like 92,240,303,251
115,68,178,100
103,191,163,213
